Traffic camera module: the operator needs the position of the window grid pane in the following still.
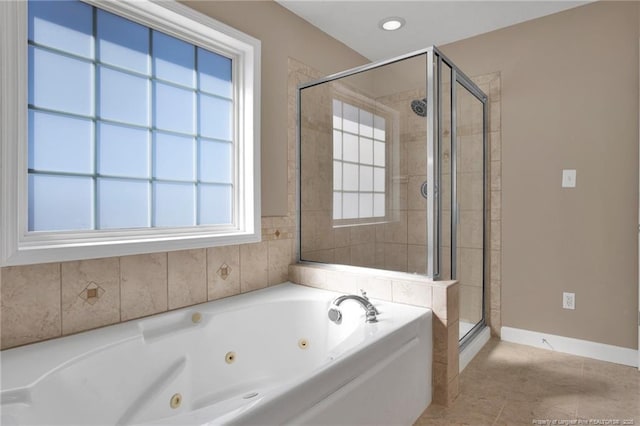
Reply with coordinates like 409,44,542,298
332,100,386,221
27,0,235,231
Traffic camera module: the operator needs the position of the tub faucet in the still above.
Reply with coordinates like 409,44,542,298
328,290,379,324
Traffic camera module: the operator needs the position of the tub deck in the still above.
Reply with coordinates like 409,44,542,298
1,283,432,426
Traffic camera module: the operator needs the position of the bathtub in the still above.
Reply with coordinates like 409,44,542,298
1,282,432,426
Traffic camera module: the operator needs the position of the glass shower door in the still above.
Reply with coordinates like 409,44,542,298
453,78,486,341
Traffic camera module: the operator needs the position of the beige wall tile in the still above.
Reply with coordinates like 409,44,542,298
457,248,483,287
350,225,376,245
490,279,501,311
333,247,351,266
1,264,61,349
490,309,501,337
489,101,501,132
490,190,501,220
324,270,358,294
407,140,427,176
334,227,350,247
447,322,460,382
458,135,484,174
397,182,408,211
457,172,484,211
302,248,335,264
407,211,427,245
120,253,167,321
433,317,448,364
431,284,447,326
407,244,427,274
382,243,407,272
61,258,120,335
432,361,448,406
489,77,501,99
268,239,293,286
240,241,268,293
207,245,240,301
350,243,375,268
458,211,484,249
460,285,482,324
302,266,327,288
288,264,302,284
383,211,408,245
489,131,501,162
490,249,501,281
446,375,460,405
357,276,392,301
447,283,460,324
490,163,501,191
168,249,207,310
392,280,431,307
490,220,501,249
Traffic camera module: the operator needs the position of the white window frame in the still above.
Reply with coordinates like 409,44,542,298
0,0,261,266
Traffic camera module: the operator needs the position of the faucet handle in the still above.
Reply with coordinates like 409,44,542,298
360,289,369,300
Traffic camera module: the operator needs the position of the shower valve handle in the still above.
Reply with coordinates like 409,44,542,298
420,180,429,199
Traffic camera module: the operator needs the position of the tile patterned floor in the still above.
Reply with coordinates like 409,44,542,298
416,339,640,425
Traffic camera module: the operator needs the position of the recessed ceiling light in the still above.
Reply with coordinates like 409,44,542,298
379,17,405,31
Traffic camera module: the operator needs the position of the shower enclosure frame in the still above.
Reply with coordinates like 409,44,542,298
296,46,489,346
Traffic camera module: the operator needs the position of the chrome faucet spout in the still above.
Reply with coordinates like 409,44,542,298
328,294,379,324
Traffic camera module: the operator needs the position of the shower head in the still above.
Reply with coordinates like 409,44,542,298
411,98,427,117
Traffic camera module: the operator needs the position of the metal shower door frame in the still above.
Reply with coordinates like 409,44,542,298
296,46,488,298
430,48,489,347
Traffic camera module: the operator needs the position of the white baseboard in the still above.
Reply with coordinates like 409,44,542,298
501,326,638,368
460,326,491,373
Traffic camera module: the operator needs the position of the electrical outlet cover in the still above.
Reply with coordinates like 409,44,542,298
562,169,576,188
562,292,575,310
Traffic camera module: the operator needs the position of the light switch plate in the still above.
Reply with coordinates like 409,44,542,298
562,169,576,188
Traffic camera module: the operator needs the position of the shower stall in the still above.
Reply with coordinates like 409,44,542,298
297,47,488,345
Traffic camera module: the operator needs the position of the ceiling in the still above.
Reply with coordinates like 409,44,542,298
275,1,590,61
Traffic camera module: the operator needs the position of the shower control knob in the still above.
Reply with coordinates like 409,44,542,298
420,181,429,199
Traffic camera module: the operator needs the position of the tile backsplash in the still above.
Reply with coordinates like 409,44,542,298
2,160,297,350
0,229,295,350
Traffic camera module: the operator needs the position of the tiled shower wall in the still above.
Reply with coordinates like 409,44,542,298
300,84,430,273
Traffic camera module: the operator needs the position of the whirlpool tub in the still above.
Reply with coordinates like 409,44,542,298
1,282,432,425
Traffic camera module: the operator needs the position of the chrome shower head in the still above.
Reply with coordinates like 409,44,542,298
411,98,427,117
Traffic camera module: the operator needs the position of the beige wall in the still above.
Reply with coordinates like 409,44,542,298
442,1,639,348
183,0,368,216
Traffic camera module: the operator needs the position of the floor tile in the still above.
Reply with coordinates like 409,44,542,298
417,339,640,426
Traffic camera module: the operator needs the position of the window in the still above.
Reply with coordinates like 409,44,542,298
0,0,261,265
332,99,386,222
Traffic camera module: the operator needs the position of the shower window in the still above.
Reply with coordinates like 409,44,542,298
332,99,387,224
0,0,261,266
